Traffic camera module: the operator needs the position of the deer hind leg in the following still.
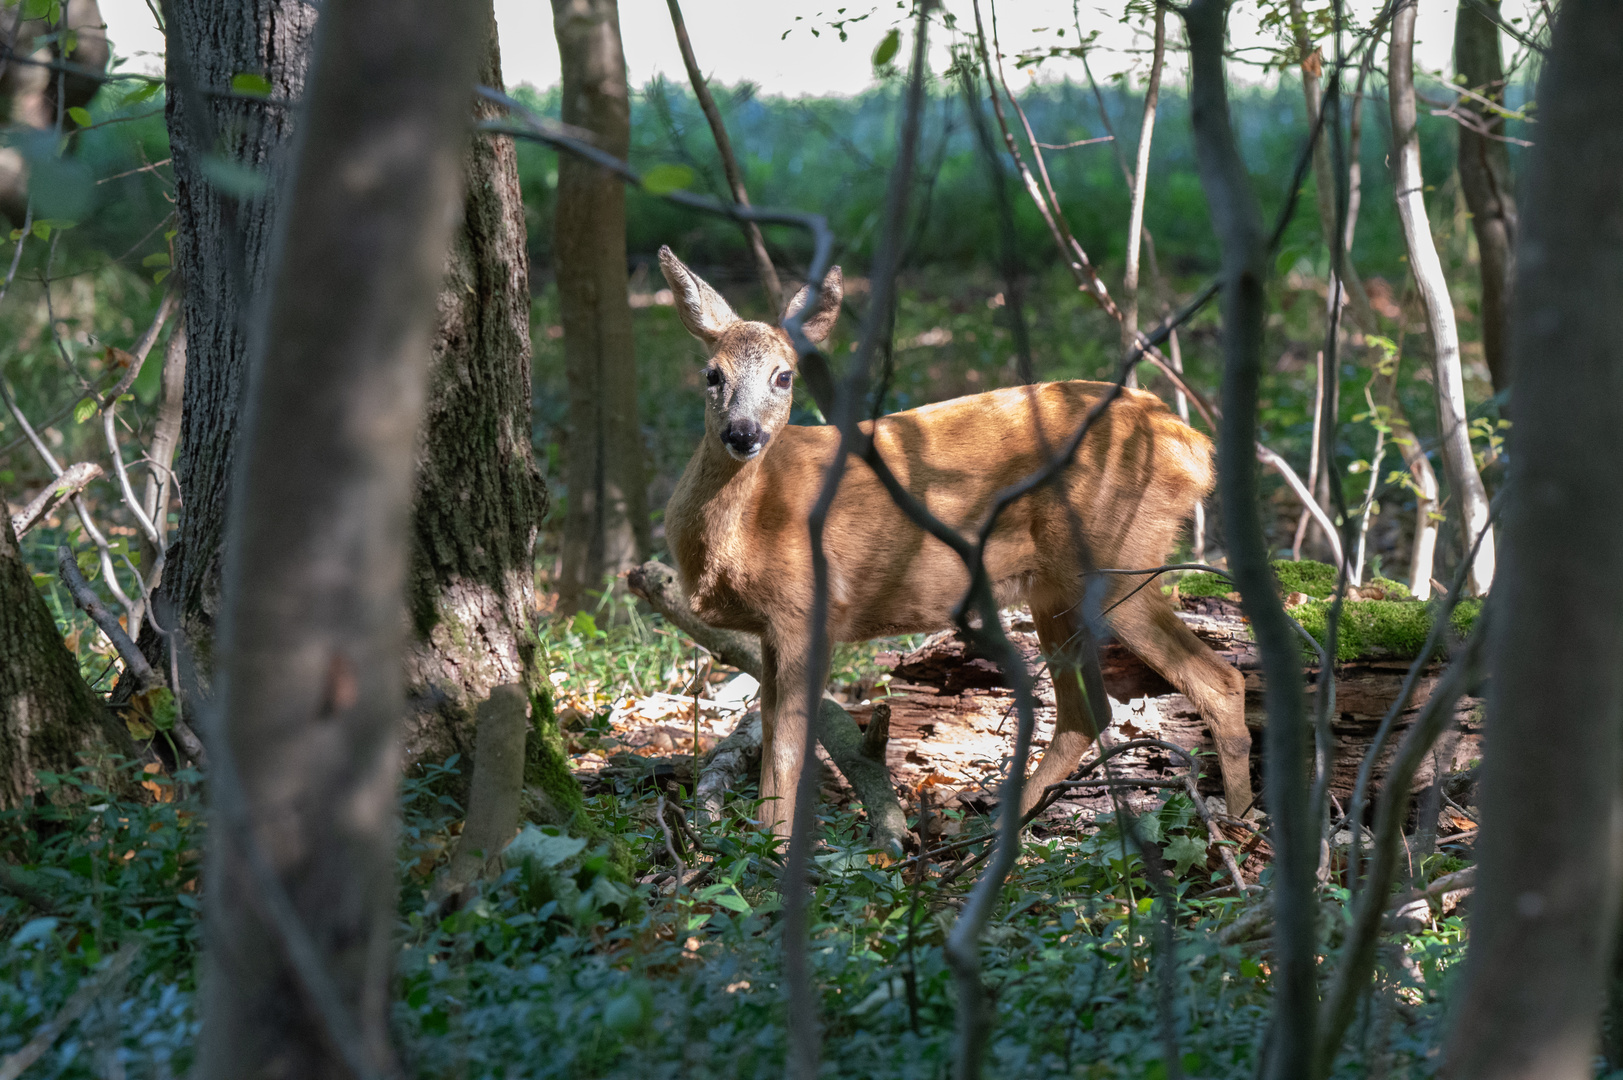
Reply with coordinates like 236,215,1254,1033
1022,601,1112,816
1107,587,1254,817
758,634,830,842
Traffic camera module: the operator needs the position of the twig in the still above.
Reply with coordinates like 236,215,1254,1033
664,0,784,313
1120,3,1169,388
1345,508,1498,894
56,545,206,766
783,12,933,1079
1258,443,1346,567
0,945,141,1080
1315,604,1490,1073
11,461,102,537
57,545,159,689
1,378,140,629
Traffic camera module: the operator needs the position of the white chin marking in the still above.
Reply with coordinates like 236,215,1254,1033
726,444,762,462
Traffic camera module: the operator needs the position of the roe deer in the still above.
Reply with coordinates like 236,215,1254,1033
656,247,1253,838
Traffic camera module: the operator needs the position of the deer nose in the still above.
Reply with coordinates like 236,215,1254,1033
723,419,765,456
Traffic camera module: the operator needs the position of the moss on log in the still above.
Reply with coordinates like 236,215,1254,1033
1177,560,1477,661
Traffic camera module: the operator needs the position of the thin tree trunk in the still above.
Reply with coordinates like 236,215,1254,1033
0,514,109,808
194,0,484,1073
402,12,581,820
1440,4,1623,1076
159,0,318,654
1184,3,1316,1078
957,62,1034,385
664,0,783,315
138,318,185,587
1120,4,1167,384
551,0,650,616
1389,2,1496,594
1455,0,1517,397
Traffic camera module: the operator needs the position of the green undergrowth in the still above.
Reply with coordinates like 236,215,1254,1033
1,746,1476,1079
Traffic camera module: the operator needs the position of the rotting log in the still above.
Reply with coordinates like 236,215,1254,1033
848,595,1482,820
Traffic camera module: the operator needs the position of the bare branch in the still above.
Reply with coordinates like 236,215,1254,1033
11,462,102,537
664,0,784,313
782,10,933,1077
0,946,141,1080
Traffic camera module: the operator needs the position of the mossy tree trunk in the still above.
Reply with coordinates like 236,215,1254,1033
550,0,651,615
402,16,582,822
0,515,110,808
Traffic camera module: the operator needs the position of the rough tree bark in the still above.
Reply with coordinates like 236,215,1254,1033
1439,3,1623,1077
1389,1,1496,594
403,14,581,820
1454,0,1516,397
0,514,108,808
551,0,650,615
158,0,318,665
193,0,484,1074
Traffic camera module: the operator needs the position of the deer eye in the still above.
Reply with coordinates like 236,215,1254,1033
705,367,722,387
774,370,792,390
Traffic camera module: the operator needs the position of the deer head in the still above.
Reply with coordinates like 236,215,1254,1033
658,246,842,462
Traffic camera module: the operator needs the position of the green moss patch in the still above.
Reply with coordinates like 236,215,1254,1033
1177,558,1340,600
1293,597,1483,661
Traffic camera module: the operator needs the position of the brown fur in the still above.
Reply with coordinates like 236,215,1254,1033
657,247,1253,838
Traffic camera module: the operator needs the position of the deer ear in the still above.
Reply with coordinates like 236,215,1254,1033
658,246,738,347
781,266,843,345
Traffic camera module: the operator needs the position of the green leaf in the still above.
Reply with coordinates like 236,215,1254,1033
570,611,603,639
31,221,50,240
67,106,93,128
713,890,752,915
153,268,171,284
1163,834,1209,878
200,154,267,197
73,397,97,424
21,0,50,20
230,72,273,97
504,824,587,870
126,79,162,105
142,252,170,268
872,27,901,67
642,163,695,195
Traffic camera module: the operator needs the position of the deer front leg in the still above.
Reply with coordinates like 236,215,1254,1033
757,635,830,841
1023,603,1110,816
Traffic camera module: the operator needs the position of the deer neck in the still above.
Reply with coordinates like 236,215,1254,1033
667,431,769,585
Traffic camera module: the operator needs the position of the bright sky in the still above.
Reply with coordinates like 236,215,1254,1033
100,0,1538,96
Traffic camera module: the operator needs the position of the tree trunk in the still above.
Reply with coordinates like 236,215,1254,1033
193,0,484,1074
1439,3,1623,1077
158,0,318,660
1455,0,1517,398
1389,4,1497,594
1119,3,1166,385
551,0,650,615
1184,4,1316,1077
403,15,583,822
0,514,107,808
